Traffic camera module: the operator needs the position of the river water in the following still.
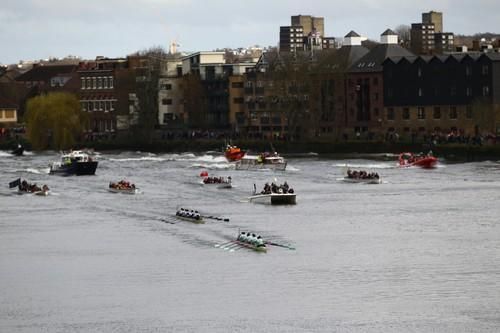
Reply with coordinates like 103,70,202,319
1,150,499,332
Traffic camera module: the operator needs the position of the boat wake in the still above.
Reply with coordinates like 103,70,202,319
108,156,167,162
14,167,49,174
190,163,232,170
334,162,394,169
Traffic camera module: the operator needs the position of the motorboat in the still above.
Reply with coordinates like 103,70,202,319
200,176,233,189
342,170,381,184
10,144,24,156
10,179,50,196
224,145,245,162
108,180,139,194
235,152,287,171
49,150,98,176
399,152,437,169
249,182,296,205
341,177,381,184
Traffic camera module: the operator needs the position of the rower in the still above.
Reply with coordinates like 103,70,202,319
256,236,264,247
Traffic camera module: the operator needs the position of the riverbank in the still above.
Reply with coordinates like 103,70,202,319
1,139,499,161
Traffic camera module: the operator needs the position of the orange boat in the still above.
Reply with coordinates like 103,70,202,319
224,145,245,162
399,152,437,169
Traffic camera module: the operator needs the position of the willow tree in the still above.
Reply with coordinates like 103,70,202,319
25,92,86,150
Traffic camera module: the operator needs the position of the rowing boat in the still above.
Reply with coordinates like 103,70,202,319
234,240,267,252
175,215,205,224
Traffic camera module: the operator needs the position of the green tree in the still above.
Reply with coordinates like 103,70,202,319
25,92,86,150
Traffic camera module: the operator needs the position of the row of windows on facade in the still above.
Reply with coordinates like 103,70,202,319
80,76,114,90
387,86,490,98
80,100,116,112
86,119,115,132
386,106,473,120
389,65,490,78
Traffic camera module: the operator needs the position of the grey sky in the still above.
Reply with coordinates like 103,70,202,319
1,0,498,64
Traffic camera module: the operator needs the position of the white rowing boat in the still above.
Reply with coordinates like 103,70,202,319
248,192,296,205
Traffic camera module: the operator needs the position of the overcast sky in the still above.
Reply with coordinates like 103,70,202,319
1,0,498,64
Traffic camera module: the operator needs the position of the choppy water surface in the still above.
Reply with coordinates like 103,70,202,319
1,150,500,332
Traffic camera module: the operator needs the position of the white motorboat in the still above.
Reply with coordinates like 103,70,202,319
249,193,296,205
341,177,381,184
235,154,287,171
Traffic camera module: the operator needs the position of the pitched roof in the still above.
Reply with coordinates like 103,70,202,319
349,44,414,72
381,29,397,36
345,30,361,38
0,95,18,108
337,45,370,67
15,64,77,82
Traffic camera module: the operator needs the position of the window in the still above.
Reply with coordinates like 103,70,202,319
387,108,395,120
81,77,86,89
466,105,473,119
387,88,393,98
100,101,104,111
232,82,244,88
162,98,172,105
105,101,110,111
103,77,108,88
163,113,174,123
417,67,422,77
110,101,115,111
109,77,114,88
417,107,425,120
483,86,490,96
233,97,244,104
165,84,172,90
374,93,379,101
373,77,378,85
449,106,458,119
433,107,441,119
465,66,471,76
403,108,410,120
418,88,423,97
260,117,270,124
450,86,456,96
86,78,91,89
466,87,472,97
81,102,87,111
374,108,379,116
482,65,489,75
97,77,102,89
92,77,96,89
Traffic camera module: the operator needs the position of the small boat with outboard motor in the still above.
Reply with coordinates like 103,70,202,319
398,152,437,169
175,208,204,224
342,169,381,184
49,150,98,176
199,172,233,189
235,152,287,171
108,180,139,194
248,181,296,205
10,144,24,156
9,178,50,196
224,144,245,162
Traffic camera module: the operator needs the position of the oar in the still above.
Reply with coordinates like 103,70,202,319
214,241,234,248
201,215,230,222
265,241,296,250
158,218,176,225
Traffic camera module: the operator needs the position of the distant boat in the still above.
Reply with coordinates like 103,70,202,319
49,150,98,176
10,144,24,156
108,180,139,194
235,153,287,171
398,152,437,169
224,145,245,162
